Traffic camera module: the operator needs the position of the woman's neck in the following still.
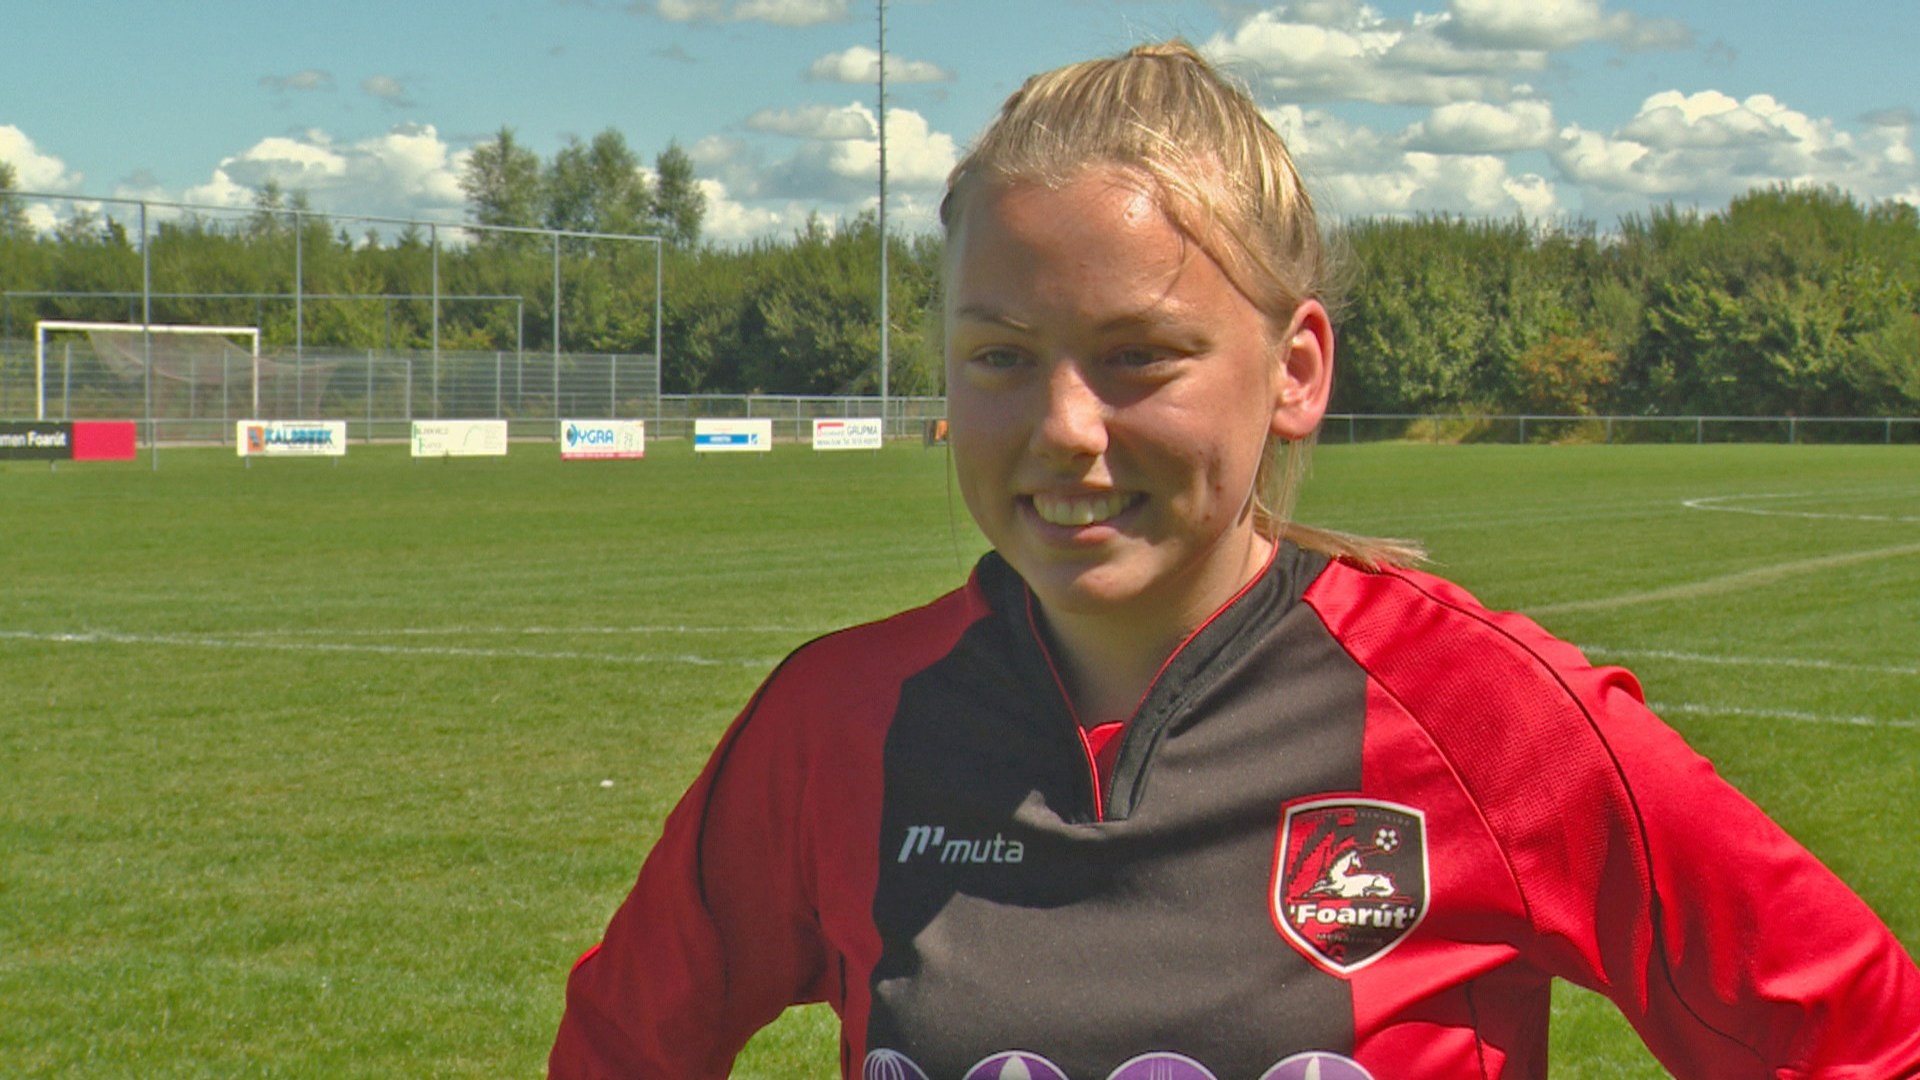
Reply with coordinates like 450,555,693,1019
1034,534,1276,727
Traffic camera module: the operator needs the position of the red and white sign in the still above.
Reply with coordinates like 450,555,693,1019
812,417,884,451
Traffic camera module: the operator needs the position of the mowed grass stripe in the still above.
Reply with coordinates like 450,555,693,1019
2,441,1914,1078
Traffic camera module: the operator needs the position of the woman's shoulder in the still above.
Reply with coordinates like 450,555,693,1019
1302,557,1652,787
1305,556,1629,702
753,569,998,722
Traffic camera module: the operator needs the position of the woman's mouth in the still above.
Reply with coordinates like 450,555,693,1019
1029,490,1143,527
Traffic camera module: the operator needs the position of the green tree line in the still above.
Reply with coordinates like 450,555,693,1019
4,142,1916,414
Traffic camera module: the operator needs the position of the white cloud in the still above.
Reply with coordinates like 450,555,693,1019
0,124,84,193
653,0,845,26
361,75,418,109
1443,0,1689,51
1206,4,1544,107
1209,0,1685,109
260,69,335,94
181,123,466,224
807,46,952,85
695,176,814,243
688,106,954,236
1406,100,1558,153
1551,89,1920,211
743,103,873,140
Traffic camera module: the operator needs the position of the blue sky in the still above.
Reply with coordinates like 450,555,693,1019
2,0,1915,243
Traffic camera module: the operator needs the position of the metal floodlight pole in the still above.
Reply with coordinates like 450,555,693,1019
141,202,156,469
431,223,442,419
294,208,304,358
654,238,663,409
877,0,891,438
553,232,562,435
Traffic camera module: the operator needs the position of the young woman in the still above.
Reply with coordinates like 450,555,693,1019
550,42,1920,1079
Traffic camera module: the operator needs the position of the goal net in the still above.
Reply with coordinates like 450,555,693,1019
33,321,339,421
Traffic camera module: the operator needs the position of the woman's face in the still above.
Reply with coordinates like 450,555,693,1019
944,170,1330,633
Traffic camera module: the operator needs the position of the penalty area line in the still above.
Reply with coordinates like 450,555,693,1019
1529,541,1920,615
0,628,774,668
1583,646,1920,679
1650,700,1918,731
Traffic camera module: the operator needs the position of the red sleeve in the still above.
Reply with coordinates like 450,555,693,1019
546,582,985,1079
1310,561,1920,1078
547,667,835,1080
1568,667,1920,1078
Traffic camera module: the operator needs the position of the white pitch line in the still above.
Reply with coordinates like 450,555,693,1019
1584,646,1920,679
217,624,829,638
1650,700,1918,731
1527,541,1920,615
1681,492,1920,524
0,628,775,668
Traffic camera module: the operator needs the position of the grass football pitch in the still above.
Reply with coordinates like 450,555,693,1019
2,439,1915,1077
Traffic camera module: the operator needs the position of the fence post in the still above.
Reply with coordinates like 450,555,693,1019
366,350,374,443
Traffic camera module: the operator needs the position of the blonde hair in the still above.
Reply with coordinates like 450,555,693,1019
941,40,1421,569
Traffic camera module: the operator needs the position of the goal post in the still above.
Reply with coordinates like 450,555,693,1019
34,321,261,420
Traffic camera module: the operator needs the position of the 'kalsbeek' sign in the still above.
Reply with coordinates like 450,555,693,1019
237,420,348,457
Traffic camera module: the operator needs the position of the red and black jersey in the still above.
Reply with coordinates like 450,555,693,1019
550,546,1920,1079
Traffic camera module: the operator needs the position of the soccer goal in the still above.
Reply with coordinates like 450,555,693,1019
34,320,261,420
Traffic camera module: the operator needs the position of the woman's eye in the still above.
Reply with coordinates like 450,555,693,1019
973,347,1026,370
1110,347,1170,369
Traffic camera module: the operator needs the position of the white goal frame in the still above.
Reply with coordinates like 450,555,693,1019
35,320,262,420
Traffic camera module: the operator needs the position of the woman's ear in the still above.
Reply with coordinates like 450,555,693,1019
1271,299,1334,441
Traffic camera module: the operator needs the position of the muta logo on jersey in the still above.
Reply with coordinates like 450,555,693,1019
1272,797,1428,976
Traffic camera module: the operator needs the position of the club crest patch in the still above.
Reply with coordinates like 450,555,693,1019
1272,797,1428,975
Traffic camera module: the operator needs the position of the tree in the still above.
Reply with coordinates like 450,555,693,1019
651,140,704,247
1,159,34,240
544,129,651,236
459,126,543,237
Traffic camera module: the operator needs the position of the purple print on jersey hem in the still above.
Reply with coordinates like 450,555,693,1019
1258,1051,1376,1080
1105,1051,1218,1080
961,1050,1072,1080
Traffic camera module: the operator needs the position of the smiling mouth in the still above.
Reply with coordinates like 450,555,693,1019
1029,491,1143,527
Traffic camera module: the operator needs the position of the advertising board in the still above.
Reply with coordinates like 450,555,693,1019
561,419,646,460
0,421,137,462
412,419,509,458
693,418,773,453
236,420,348,457
0,421,73,461
811,417,884,451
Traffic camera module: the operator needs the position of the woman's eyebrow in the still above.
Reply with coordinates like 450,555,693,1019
952,304,1035,333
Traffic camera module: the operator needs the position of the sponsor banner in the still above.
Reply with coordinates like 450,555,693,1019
1272,797,1428,976
693,417,773,453
812,417,884,451
236,420,348,457
0,421,73,461
560,419,646,460
412,419,509,458
72,421,138,461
